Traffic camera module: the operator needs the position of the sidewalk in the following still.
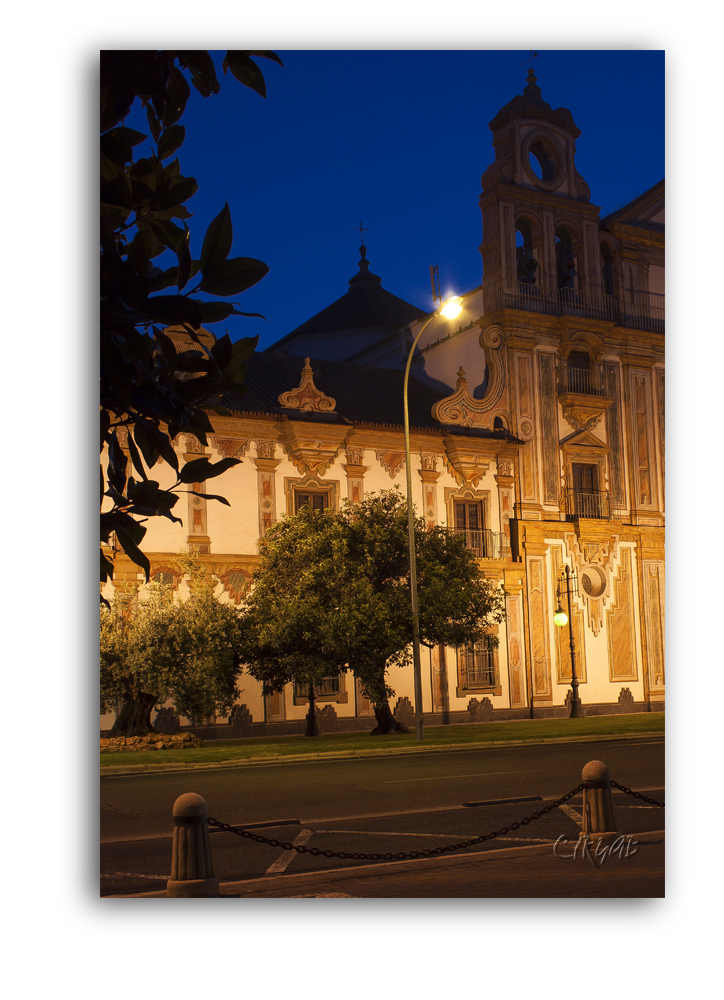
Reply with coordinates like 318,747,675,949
101,730,663,777
108,830,664,898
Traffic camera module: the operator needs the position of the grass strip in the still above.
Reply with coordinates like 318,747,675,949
101,713,664,768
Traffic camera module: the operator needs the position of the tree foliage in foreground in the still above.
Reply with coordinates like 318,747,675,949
239,490,507,735
101,50,282,590
100,553,244,736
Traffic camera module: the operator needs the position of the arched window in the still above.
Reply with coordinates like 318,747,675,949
494,416,507,431
555,227,577,290
600,242,616,297
515,217,537,285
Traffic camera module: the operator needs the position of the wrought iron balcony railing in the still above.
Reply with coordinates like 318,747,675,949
484,281,664,333
557,365,612,397
451,527,511,560
564,488,612,521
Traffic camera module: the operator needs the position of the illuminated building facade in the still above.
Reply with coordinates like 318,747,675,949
102,72,664,735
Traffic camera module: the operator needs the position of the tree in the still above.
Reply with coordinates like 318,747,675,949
101,50,282,592
100,553,244,736
239,491,506,735
239,508,344,737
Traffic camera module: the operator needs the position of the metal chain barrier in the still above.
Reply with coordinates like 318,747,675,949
207,782,586,863
609,780,665,808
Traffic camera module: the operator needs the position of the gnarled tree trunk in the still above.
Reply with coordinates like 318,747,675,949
108,692,156,737
370,697,409,735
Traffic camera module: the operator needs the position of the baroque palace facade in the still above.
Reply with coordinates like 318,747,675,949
101,71,664,736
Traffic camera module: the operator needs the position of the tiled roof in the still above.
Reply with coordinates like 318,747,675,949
237,352,520,442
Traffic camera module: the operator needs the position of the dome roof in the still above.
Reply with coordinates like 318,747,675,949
276,245,426,343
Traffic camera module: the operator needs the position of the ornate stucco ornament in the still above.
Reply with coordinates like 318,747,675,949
278,358,336,413
432,367,490,427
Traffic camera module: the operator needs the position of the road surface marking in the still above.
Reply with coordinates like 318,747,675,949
384,770,526,783
558,804,583,828
265,829,313,875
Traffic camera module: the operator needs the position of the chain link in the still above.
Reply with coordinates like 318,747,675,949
103,781,662,883
609,780,665,807
206,783,586,862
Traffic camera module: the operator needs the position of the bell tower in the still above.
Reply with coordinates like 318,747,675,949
479,70,603,307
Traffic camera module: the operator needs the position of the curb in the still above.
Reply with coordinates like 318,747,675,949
104,829,666,898
100,730,664,778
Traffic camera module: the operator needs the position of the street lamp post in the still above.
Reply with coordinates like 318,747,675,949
403,296,463,742
553,564,584,719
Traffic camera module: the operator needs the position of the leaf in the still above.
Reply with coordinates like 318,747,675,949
177,456,242,484
158,123,185,159
176,51,221,97
198,257,269,296
109,127,148,146
114,524,151,581
149,218,186,252
200,202,233,274
243,50,284,68
181,490,231,506
126,431,148,481
210,333,232,368
145,102,162,142
100,548,115,584
155,174,198,210
145,295,202,329
177,223,191,291
197,301,244,324
223,52,267,98
163,66,191,128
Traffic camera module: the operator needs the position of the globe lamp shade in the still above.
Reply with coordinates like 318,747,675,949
553,609,569,628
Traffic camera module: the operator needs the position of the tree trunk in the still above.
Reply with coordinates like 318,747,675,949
109,692,156,737
370,698,409,735
304,681,320,737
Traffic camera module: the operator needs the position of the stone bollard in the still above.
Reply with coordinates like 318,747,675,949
579,760,620,847
167,793,220,898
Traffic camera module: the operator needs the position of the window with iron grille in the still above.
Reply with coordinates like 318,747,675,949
293,675,341,699
459,643,498,689
294,490,330,514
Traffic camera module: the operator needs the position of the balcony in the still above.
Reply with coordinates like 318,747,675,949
452,527,511,560
564,488,613,521
485,281,664,333
558,365,611,397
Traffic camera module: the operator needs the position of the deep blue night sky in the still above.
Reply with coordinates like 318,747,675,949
125,50,664,351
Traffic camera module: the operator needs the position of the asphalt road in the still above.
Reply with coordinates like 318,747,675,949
100,737,664,897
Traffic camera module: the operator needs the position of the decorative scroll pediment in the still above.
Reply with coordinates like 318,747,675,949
432,368,491,428
443,437,490,488
376,450,405,479
278,358,336,413
211,437,250,460
278,422,348,476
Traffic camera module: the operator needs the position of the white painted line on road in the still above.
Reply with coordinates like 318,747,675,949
310,829,556,844
558,804,583,828
265,829,313,875
384,770,527,783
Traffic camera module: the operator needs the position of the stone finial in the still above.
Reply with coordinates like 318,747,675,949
278,358,336,413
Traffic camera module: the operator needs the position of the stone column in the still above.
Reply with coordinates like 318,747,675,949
167,793,220,898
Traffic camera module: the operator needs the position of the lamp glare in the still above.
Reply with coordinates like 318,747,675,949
554,610,569,628
440,296,463,319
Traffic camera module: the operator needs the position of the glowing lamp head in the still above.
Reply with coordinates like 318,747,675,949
553,608,569,628
440,296,463,320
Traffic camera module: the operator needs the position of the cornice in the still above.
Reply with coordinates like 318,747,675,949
604,222,665,250
479,184,602,219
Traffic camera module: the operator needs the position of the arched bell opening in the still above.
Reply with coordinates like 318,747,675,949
515,217,538,286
